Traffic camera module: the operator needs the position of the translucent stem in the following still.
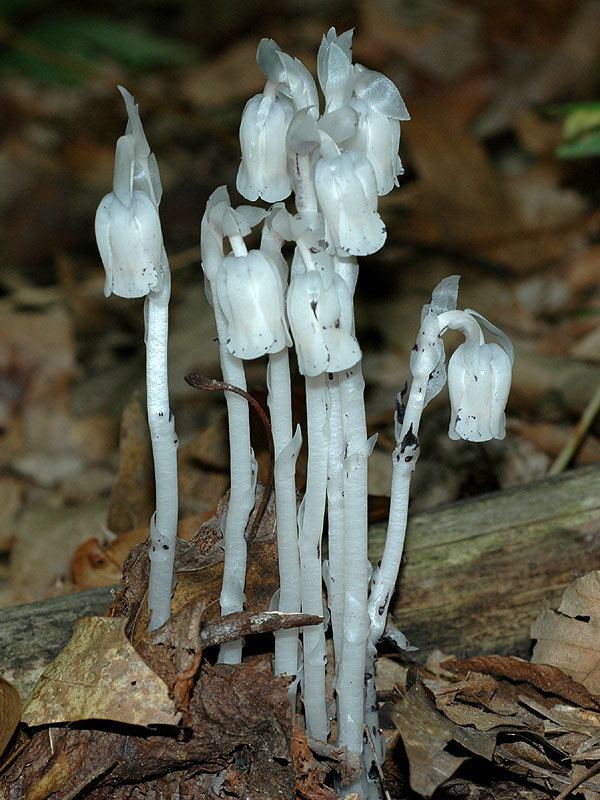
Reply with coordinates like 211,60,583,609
367,374,425,647
213,293,254,664
146,267,179,631
267,349,302,694
325,373,345,679
337,365,370,754
299,373,329,740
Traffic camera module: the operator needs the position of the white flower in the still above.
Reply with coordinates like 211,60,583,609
95,125,164,299
216,250,290,359
236,92,294,202
351,102,401,196
446,311,513,442
96,188,163,299
314,149,386,256
287,269,361,376
350,65,409,196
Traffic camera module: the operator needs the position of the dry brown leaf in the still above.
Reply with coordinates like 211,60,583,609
22,616,180,727
71,513,206,589
444,655,600,710
390,681,496,796
3,658,295,799
0,676,21,758
532,572,600,694
291,725,337,800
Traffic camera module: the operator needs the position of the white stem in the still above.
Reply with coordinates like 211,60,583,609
325,373,345,677
229,234,248,258
367,374,425,647
267,349,302,690
145,268,179,631
299,373,329,740
213,292,254,664
337,365,370,754
294,153,319,226
362,374,424,784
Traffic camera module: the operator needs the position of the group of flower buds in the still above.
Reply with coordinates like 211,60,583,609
236,28,409,258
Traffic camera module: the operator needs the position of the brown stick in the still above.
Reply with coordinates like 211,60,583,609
200,611,322,648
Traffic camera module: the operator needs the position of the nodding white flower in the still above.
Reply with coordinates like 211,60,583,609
216,249,290,359
95,92,165,299
314,148,386,256
350,65,409,196
287,269,361,376
317,28,354,113
444,310,513,442
236,90,294,202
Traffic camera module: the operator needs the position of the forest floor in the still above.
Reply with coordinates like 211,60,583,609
0,0,599,797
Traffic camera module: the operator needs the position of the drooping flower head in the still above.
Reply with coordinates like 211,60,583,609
441,310,513,442
287,267,361,376
216,248,291,360
236,38,320,204
95,87,165,299
236,90,294,202
314,142,386,256
350,65,410,196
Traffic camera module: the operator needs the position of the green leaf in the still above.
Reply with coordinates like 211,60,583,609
0,14,198,83
557,129,600,159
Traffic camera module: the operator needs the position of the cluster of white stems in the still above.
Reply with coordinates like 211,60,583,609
95,30,513,800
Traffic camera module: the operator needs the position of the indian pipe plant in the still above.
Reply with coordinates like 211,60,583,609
95,28,512,799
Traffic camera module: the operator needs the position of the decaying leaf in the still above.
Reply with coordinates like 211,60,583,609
532,571,600,693
291,726,338,800
72,513,207,589
0,676,21,758
390,680,496,796
445,655,600,710
3,659,295,799
22,616,180,727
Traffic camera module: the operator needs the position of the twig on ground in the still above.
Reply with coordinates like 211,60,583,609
549,382,600,475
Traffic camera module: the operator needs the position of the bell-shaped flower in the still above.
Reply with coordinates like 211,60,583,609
287,269,361,376
314,146,386,256
351,100,401,196
350,65,409,196
95,134,164,299
317,34,354,113
236,91,294,202
446,311,513,442
216,249,291,359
